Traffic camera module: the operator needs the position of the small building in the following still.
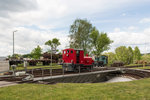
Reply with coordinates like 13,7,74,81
0,57,6,61
0,57,9,72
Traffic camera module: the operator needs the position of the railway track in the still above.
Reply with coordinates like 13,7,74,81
27,67,113,77
0,67,145,82
0,67,113,81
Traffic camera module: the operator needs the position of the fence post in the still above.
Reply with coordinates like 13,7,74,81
32,69,34,75
42,68,44,80
91,66,93,72
79,66,80,74
49,68,51,76
62,68,64,76
24,61,27,73
42,68,44,76
50,68,52,78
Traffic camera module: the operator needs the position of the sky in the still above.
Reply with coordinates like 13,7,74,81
0,0,150,56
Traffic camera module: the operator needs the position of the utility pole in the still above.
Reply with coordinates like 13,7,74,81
51,47,56,67
13,30,17,57
51,47,52,67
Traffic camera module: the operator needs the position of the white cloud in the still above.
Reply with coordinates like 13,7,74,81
121,13,126,16
144,27,150,33
108,27,150,53
114,28,120,32
139,18,150,23
0,0,150,56
128,26,137,30
0,26,69,56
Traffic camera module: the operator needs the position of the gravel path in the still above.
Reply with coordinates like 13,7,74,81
0,81,18,88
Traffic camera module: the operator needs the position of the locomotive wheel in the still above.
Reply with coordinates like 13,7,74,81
74,66,80,73
88,66,93,71
74,68,79,73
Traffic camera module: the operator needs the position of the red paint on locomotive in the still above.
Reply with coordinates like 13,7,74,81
62,48,94,71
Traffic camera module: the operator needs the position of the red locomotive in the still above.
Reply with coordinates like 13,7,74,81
62,48,94,72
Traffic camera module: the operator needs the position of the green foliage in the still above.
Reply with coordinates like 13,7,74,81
45,40,52,48
22,54,32,58
13,64,62,71
104,52,116,65
141,54,150,62
115,46,141,64
69,18,93,54
8,54,22,59
128,46,134,64
102,46,142,65
90,28,113,56
69,18,112,55
133,66,150,69
133,46,141,61
115,46,130,64
103,46,141,65
7,55,11,58
45,38,61,53
31,45,42,59
52,38,61,51
126,64,143,67
90,27,99,47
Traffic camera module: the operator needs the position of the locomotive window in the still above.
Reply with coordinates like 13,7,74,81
76,50,79,54
64,51,66,54
67,50,69,53
71,50,73,53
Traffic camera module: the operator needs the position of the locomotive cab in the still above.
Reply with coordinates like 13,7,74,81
62,48,92,72
62,48,75,64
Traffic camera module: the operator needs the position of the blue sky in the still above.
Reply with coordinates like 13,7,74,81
0,0,150,56
47,1,150,30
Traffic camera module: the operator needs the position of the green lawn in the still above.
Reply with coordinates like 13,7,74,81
10,64,62,71
125,64,144,67
132,66,150,70
1,78,150,100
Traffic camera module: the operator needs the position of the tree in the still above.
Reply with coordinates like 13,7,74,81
141,54,150,62
45,40,53,49
31,45,42,59
90,27,99,54
133,46,141,61
90,28,113,56
22,54,32,58
52,38,61,52
69,18,93,54
104,52,116,65
8,54,22,59
128,46,134,64
45,38,61,53
115,46,129,64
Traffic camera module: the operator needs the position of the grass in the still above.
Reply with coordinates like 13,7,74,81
10,63,62,71
125,64,144,67
132,66,150,70
1,78,150,100
16,65,62,70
